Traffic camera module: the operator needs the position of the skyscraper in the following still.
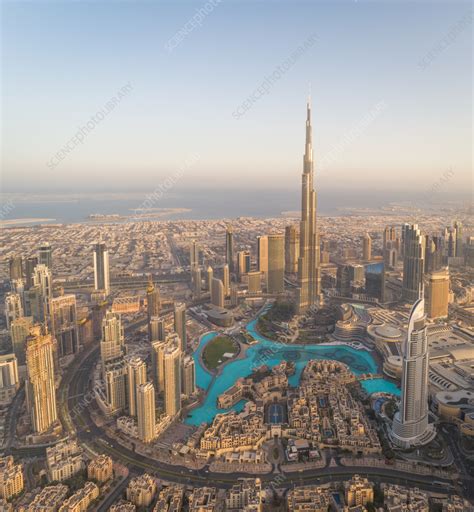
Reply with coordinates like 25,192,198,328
33,264,52,319
426,268,450,320
257,236,268,275
190,240,199,268
137,382,156,443
206,266,213,291
391,296,435,448
267,234,285,294
192,266,202,299
402,225,425,303
296,100,321,312
222,264,230,297
182,355,196,397
127,357,147,417
383,226,398,268
149,316,166,342
25,328,58,434
173,302,187,352
104,359,127,414
237,250,251,280
362,233,372,261
38,243,53,270
247,271,262,295
8,256,23,282
93,242,110,295
284,226,299,273
4,293,23,330
225,225,234,273
25,256,38,290
10,316,33,366
454,220,463,258
50,295,79,357
210,278,225,308
100,311,125,366
146,279,160,341
164,343,182,418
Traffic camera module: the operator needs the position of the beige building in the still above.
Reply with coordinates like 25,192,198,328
58,481,99,512
164,343,182,417
87,454,113,483
126,474,157,508
0,456,24,501
104,359,128,414
345,475,374,508
247,271,262,295
100,311,125,366
182,355,196,397
0,354,19,405
257,236,268,275
285,225,299,273
188,486,218,511
126,356,147,417
137,382,156,443
21,484,69,511
426,268,450,320
10,316,33,366
210,278,225,308
225,478,263,511
287,485,332,512
267,234,285,294
46,439,84,483
363,233,372,261
25,328,58,434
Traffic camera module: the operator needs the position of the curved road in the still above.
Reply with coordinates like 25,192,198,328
61,336,460,494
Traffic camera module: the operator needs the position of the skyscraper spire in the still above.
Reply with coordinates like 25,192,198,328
297,98,321,313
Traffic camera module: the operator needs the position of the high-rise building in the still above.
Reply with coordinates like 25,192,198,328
137,382,156,443
0,354,20,404
365,262,385,302
182,355,196,397
10,316,33,365
267,234,285,294
4,293,23,330
104,359,128,414
222,264,230,296
24,286,43,322
466,237,474,267
151,332,179,393
100,311,125,366
190,240,199,268
8,256,23,282
192,266,202,299
210,278,225,308
237,250,251,280
146,279,160,341
33,264,52,319
164,343,182,417
296,100,321,312
285,226,299,273
383,226,398,268
391,296,435,448
257,236,268,275
426,268,450,320
93,242,110,295
25,328,58,434
38,243,53,270
226,225,234,273
454,220,463,258
173,302,187,352
127,357,147,417
362,233,372,261
50,295,79,357
425,235,444,273
206,266,213,291
149,316,166,342
25,256,38,290
402,225,425,303
337,264,365,297
247,271,262,295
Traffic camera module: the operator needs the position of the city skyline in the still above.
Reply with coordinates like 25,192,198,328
1,1,472,198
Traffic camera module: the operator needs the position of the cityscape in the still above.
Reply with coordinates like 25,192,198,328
1,1,473,512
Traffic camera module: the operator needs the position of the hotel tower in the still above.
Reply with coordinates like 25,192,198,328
296,99,321,313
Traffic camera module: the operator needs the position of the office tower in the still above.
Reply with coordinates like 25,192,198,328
466,237,474,267
362,233,372,261
100,311,125,366
127,357,147,417
33,264,52,318
182,355,196,397
137,382,156,443
237,250,251,280
402,225,425,303
365,263,385,302
25,256,38,290
191,266,202,299
210,278,225,308
164,343,182,417
50,295,79,357
146,279,160,320
445,227,456,258
222,264,230,296
206,266,213,291
297,99,321,312
426,268,450,320
383,226,398,267
104,360,128,413
24,286,42,322
173,302,187,352
391,296,435,448
425,235,444,273
247,271,262,295
10,316,33,365
268,234,285,294
4,293,23,330
25,328,58,434
38,243,53,270
8,256,23,281
230,285,239,307
336,264,364,296
93,242,110,295
285,226,299,273
190,240,199,268
257,235,268,275
226,225,235,273
454,220,463,258
0,354,20,404
149,316,166,342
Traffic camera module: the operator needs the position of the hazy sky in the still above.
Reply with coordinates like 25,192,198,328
1,0,472,196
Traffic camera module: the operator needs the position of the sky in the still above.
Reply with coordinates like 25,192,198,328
1,0,472,198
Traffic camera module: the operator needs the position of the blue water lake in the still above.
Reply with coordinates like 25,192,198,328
185,316,400,426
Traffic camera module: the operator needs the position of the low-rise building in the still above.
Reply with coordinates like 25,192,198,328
126,474,157,508
344,475,374,508
58,481,99,512
188,486,218,511
0,456,24,501
226,478,263,511
20,484,69,512
46,439,84,482
87,454,113,483
152,484,184,511
287,485,332,512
